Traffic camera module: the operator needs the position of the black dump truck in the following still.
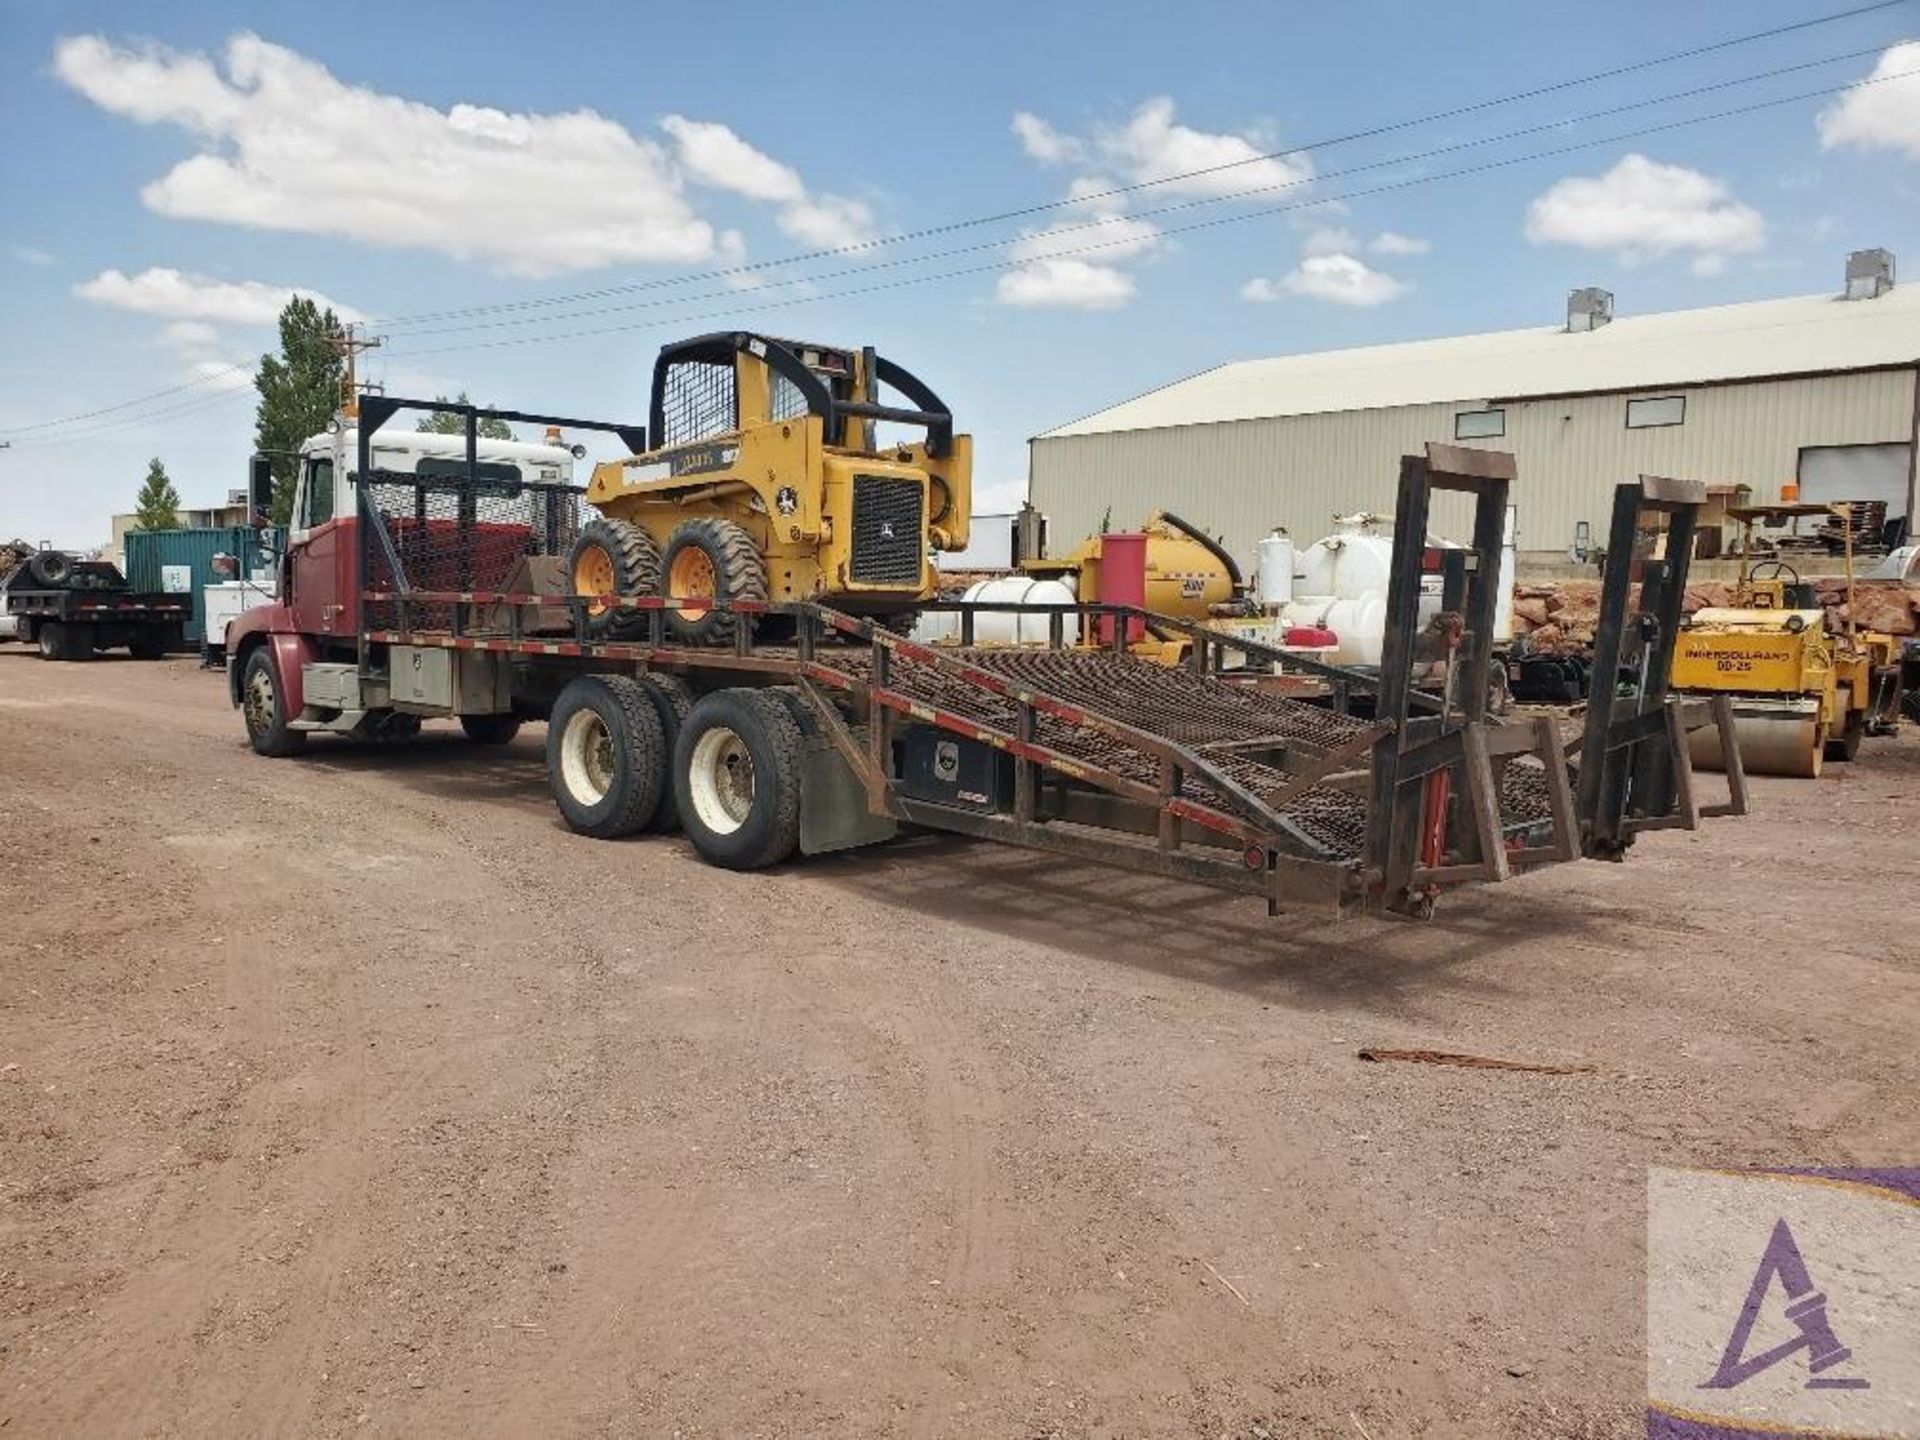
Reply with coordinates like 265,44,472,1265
2,549,189,661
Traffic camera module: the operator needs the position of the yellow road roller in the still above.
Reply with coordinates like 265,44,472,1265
1673,502,1900,777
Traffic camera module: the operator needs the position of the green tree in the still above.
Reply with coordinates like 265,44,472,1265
133,457,181,531
253,297,344,525
417,392,515,441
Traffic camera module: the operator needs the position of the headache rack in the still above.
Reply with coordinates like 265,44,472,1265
349,410,1745,918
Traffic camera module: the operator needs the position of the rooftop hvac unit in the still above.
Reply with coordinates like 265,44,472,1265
1566,287,1614,332
1844,248,1894,300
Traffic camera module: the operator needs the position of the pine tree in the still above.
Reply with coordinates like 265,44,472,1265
417,392,515,441
133,458,181,531
253,297,344,525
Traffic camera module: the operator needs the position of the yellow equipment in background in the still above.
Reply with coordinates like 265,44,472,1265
1673,503,1899,777
1019,511,1248,663
576,332,970,641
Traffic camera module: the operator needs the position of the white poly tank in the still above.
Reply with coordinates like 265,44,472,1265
1278,594,1388,667
1293,531,1396,602
956,576,1081,646
1255,529,1295,609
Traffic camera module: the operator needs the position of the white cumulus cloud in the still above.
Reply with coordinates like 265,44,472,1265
1012,111,1086,166
1817,41,1920,162
994,212,1162,310
1370,230,1430,255
76,266,362,325
660,116,879,255
1524,153,1764,268
1100,97,1312,197
53,32,721,276
660,115,804,202
776,193,880,253
996,258,1136,311
1244,252,1408,307
998,97,1305,308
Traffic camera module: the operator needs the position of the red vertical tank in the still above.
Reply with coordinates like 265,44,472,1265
1097,532,1148,645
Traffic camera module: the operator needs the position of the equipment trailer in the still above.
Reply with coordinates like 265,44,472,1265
227,398,1746,919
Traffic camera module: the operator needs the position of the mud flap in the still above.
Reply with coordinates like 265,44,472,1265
800,738,898,856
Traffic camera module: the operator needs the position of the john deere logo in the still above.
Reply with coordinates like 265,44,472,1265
775,486,799,515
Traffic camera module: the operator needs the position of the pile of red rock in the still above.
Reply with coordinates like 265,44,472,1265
1510,578,1919,653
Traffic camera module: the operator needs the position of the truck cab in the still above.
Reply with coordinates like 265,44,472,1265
228,418,576,746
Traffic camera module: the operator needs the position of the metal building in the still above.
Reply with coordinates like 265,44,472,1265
1029,251,1918,566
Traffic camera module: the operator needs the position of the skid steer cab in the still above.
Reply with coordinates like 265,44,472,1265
574,331,972,643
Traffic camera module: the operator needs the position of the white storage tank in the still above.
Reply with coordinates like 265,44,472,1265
911,576,1081,646
1255,528,1294,609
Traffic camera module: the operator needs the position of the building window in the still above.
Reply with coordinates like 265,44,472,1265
1454,408,1504,439
1626,395,1685,429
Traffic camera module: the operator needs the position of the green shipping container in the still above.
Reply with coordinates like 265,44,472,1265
123,526,283,646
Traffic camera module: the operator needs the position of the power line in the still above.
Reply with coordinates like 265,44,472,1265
369,0,1910,329
380,42,1892,343
1,362,254,438
6,0,1906,437
373,63,1920,364
21,55,1919,450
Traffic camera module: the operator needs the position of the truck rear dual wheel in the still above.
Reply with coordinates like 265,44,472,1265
673,688,804,870
129,628,170,661
546,674,668,838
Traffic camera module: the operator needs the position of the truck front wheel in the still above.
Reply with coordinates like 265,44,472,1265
39,623,90,662
129,628,169,660
546,675,666,838
242,647,308,757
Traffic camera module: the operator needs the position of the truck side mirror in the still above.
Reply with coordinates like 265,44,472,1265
249,453,275,524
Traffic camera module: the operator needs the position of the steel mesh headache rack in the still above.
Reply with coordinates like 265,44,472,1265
348,411,1747,918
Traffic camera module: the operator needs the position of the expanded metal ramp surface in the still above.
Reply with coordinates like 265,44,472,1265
829,646,1375,858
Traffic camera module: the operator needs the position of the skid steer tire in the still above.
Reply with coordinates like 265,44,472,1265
546,674,666,839
673,688,803,870
661,518,766,647
638,674,695,833
241,646,307,757
461,713,522,745
568,518,661,641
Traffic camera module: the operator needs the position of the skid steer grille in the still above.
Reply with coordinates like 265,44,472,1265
849,475,924,586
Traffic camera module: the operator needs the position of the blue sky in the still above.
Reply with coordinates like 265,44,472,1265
2,0,1917,546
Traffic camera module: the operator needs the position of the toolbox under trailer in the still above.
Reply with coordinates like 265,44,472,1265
228,399,1746,919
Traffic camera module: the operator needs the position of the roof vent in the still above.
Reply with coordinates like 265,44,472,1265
1845,248,1894,300
1566,286,1613,332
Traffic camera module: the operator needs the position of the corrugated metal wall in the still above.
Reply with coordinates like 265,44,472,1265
124,526,282,644
1029,368,1919,566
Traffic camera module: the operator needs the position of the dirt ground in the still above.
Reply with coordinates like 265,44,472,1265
1,651,1915,1440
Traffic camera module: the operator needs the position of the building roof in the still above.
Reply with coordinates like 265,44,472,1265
1038,285,1920,439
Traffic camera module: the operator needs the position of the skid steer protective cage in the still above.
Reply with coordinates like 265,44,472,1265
351,423,1746,919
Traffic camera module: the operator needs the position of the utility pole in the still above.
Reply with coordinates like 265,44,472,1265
332,323,383,419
